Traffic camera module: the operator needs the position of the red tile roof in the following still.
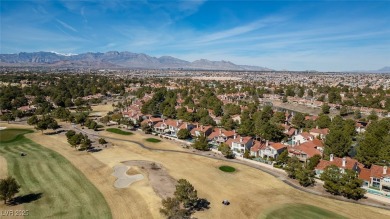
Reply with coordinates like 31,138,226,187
271,143,287,150
315,157,362,171
370,165,389,178
359,168,371,181
292,144,321,158
250,141,266,152
310,128,329,135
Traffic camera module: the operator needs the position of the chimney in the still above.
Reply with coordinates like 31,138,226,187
186,123,188,129
163,118,165,123
201,125,203,130
342,157,346,167
240,137,243,142
384,166,388,175
300,129,303,133
196,123,199,128
316,125,319,129
294,129,298,135
177,121,179,126
234,134,237,139
266,140,269,147
219,129,222,134
330,154,334,162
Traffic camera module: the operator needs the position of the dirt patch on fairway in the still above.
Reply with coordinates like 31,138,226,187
122,160,176,199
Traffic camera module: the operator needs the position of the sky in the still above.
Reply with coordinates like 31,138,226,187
1,0,389,71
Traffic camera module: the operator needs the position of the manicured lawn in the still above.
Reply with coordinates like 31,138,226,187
263,204,346,219
219,165,236,172
0,129,33,143
106,128,133,135
145,138,161,143
0,129,112,219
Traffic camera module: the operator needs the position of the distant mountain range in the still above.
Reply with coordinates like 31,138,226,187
0,51,272,71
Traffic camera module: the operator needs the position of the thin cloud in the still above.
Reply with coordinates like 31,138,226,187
56,19,78,32
197,16,286,43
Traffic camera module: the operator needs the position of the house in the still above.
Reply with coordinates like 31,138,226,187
250,141,287,159
153,119,192,137
122,110,143,124
141,117,163,127
355,121,368,133
250,141,267,157
17,105,36,113
315,154,363,176
226,135,253,156
309,127,329,139
190,125,213,137
291,132,314,145
207,128,235,146
281,123,297,138
359,165,390,192
288,141,323,162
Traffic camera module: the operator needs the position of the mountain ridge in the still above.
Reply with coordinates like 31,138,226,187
0,51,272,71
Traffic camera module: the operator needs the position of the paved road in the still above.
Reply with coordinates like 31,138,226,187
71,126,390,210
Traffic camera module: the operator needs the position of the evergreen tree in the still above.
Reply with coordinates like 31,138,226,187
324,130,351,157
177,129,191,140
296,168,315,187
291,112,305,128
320,165,342,195
276,150,289,165
192,135,209,151
316,114,331,129
322,104,330,114
340,170,366,200
218,143,234,159
174,179,198,208
285,157,302,179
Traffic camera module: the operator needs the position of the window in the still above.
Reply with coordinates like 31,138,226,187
372,178,381,188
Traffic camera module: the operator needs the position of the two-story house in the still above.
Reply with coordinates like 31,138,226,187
207,128,235,146
226,135,253,156
359,165,390,193
291,132,314,145
190,125,213,137
309,127,329,139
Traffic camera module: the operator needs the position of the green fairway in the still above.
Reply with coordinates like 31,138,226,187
263,204,346,219
106,128,133,135
0,129,112,219
145,138,161,143
219,165,236,173
0,129,33,143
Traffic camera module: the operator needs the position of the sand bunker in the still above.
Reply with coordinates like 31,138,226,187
0,127,7,130
112,165,144,188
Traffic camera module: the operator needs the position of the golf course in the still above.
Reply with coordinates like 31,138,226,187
0,128,111,219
